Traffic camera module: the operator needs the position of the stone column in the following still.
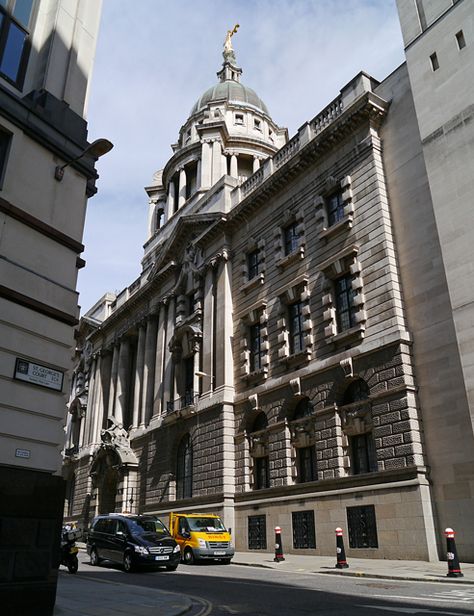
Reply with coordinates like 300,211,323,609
221,403,236,534
114,338,130,428
196,159,201,190
91,353,104,444
162,299,176,410
202,267,214,392
83,356,97,446
200,141,211,188
230,154,238,178
107,343,119,420
253,156,260,173
166,180,175,221
140,314,158,427
212,140,222,185
132,323,146,429
153,303,167,418
178,167,187,208
215,258,233,388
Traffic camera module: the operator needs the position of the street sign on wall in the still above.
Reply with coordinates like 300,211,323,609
13,358,64,392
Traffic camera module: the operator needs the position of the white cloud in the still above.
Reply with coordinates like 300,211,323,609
79,0,404,313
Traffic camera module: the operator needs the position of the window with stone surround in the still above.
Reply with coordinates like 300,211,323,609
277,278,312,363
292,510,316,549
0,0,35,89
297,446,316,483
249,412,270,490
248,515,267,549
290,397,317,483
340,379,378,476
274,208,305,268
241,239,265,290
239,304,269,379
320,246,366,345
315,175,354,238
347,505,378,548
176,434,193,499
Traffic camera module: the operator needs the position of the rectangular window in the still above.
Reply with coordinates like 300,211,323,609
254,118,261,131
235,113,244,125
327,190,344,226
249,322,263,372
347,505,378,548
292,510,316,549
247,249,259,280
248,515,266,550
335,274,356,332
455,30,466,50
430,52,439,71
284,222,299,255
297,446,316,483
351,432,377,474
0,127,12,188
0,1,34,88
289,300,304,355
254,456,269,490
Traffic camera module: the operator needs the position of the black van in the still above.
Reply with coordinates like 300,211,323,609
87,514,181,572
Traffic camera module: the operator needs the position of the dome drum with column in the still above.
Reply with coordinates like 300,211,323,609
144,41,288,249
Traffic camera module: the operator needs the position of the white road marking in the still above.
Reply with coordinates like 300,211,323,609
372,594,472,604
361,606,464,615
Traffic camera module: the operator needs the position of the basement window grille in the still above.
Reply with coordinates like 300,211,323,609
347,505,378,548
248,515,266,550
292,510,316,549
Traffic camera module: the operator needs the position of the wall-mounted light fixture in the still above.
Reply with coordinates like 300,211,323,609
195,370,215,388
54,138,114,181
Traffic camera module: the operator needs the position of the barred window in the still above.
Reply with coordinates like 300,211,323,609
289,301,304,354
327,190,344,226
335,274,356,332
292,510,316,549
248,515,266,549
351,432,377,474
347,505,378,548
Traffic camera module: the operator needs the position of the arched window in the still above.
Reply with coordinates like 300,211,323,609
176,435,193,499
293,398,313,420
251,413,269,490
342,379,377,475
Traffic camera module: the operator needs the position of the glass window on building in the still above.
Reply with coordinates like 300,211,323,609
335,274,356,332
247,248,259,280
0,0,35,88
284,222,299,255
176,434,193,499
297,446,316,483
289,300,304,354
326,189,344,226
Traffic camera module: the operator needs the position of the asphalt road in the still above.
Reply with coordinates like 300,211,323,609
73,551,474,616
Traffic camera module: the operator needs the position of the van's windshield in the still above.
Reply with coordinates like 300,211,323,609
187,517,226,532
129,517,169,536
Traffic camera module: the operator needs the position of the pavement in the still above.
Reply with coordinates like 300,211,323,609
54,546,474,615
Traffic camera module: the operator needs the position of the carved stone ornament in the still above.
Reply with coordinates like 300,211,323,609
290,377,301,396
340,357,353,378
341,404,373,436
97,416,138,467
249,394,259,411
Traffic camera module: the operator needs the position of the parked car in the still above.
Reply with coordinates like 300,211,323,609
87,513,181,572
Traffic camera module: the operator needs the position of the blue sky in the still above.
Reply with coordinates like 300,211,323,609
79,0,405,314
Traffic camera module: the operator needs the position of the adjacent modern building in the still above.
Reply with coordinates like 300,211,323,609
0,1,104,614
64,0,474,563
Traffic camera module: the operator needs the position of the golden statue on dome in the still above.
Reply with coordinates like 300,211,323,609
223,24,240,63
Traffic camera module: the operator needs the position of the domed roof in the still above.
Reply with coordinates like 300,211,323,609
190,80,269,117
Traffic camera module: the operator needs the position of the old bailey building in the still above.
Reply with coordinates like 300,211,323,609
63,0,474,563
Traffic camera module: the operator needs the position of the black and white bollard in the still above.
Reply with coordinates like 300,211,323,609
445,528,463,578
274,526,285,562
335,527,349,569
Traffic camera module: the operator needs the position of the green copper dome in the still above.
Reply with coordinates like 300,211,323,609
190,80,269,116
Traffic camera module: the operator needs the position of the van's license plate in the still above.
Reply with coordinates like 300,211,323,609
155,555,169,561
213,551,225,555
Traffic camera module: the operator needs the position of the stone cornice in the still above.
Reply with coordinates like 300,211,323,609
227,91,390,228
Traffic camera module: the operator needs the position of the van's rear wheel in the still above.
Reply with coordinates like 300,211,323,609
183,548,195,565
123,551,134,573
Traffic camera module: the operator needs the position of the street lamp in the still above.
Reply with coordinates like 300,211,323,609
54,138,114,181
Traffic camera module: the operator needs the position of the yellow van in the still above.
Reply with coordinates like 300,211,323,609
169,512,234,564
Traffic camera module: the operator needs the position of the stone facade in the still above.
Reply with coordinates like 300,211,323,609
64,4,474,563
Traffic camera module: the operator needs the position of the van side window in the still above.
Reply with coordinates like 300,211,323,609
178,517,189,535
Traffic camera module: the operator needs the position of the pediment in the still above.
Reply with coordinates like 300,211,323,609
147,212,223,283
